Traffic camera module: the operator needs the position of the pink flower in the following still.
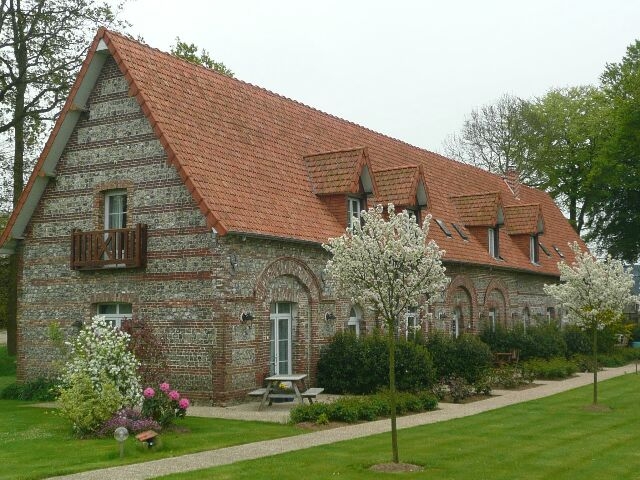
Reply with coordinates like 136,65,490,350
159,382,170,392
178,398,190,410
143,387,155,399
168,390,180,401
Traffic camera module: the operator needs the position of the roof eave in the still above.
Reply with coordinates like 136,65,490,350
0,35,110,253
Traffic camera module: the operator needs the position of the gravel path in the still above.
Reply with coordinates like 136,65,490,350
46,365,635,480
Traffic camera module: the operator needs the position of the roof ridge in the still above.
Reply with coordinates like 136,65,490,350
102,29,451,164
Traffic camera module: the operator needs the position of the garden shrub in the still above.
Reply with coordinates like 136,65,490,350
317,332,435,394
0,346,16,376
523,357,578,379
0,378,56,401
141,382,190,427
480,323,566,360
442,375,474,403
489,365,533,389
59,315,142,407
58,372,123,436
289,390,438,424
563,325,591,357
96,408,161,437
519,324,567,360
425,332,492,384
121,318,169,385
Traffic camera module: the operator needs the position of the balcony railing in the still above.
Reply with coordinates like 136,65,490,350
71,224,147,270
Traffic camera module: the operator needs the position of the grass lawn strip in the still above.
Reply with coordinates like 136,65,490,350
0,388,304,480
154,374,640,480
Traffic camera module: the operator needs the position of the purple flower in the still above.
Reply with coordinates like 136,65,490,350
178,398,190,410
168,390,180,401
143,387,155,399
159,382,170,392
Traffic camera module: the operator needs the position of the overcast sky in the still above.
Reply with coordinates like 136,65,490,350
121,0,640,153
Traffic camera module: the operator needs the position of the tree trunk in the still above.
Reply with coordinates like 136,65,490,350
388,321,399,463
7,34,27,357
592,327,598,405
6,254,18,356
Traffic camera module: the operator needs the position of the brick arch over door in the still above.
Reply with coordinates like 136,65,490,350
253,257,322,303
252,257,322,380
445,275,479,333
483,278,511,328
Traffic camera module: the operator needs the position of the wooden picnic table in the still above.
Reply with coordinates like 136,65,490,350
259,373,308,410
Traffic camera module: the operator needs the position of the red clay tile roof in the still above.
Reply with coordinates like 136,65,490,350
0,28,587,277
304,147,372,196
373,165,424,207
505,204,544,235
449,192,503,227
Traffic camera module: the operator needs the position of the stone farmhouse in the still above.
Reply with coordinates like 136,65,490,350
0,29,584,403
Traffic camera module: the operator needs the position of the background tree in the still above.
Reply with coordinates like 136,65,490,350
324,204,448,464
521,86,607,233
442,94,535,181
587,40,640,262
170,37,234,77
544,242,637,405
0,0,128,355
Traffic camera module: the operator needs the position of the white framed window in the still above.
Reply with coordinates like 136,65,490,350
348,306,361,337
348,197,361,230
104,190,127,229
488,308,497,332
530,235,540,264
488,227,500,259
97,303,132,328
405,307,419,340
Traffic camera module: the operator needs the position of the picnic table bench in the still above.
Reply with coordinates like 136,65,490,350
247,374,324,409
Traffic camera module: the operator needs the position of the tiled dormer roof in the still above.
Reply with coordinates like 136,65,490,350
373,165,428,208
449,192,503,227
0,28,587,277
505,204,544,235
304,147,375,196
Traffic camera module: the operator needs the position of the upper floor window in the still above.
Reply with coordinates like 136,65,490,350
488,227,500,259
348,197,361,230
105,190,127,229
405,208,421,225
97,303,132,328
530,234,540,264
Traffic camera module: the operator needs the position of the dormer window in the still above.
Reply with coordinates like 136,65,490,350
530,234,540,264
348,197,361,230
488,226,500,259
405,208,421,225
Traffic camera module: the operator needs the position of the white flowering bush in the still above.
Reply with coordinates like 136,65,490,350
59,315,142,408
544,242,638,404
324,204,448,463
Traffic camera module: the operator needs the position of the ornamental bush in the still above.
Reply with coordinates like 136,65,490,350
523,357,578,379
289,390,438,424
96,408,161,438
425,332,492,384
59,315,141,407
58,372,123,437
1,378,57,401
141,382,190,427
317,332,435,394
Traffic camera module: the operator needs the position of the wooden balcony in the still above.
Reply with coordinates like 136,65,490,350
71,224,147,270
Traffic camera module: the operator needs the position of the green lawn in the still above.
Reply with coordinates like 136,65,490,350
0,380,304,480
157,374,640,480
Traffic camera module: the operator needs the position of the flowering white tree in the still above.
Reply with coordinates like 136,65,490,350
544,242,637,405
324,204,448,463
